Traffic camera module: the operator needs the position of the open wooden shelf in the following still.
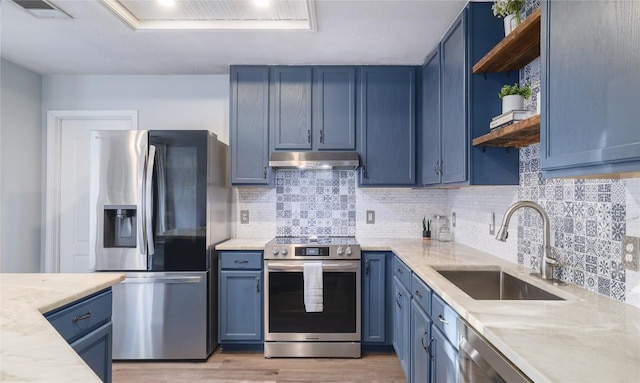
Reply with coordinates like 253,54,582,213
472,114,540,148
473,8,541,73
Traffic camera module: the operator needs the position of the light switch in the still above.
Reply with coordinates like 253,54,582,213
240,210,250,224
366,210,375,224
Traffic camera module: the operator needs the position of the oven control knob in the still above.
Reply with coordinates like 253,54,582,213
336,247,344,256
346,247,352,256
281,248,288,256
272,248,279,256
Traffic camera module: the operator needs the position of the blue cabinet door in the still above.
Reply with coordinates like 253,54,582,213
70,322,113,383
230,66,271,185
219,270,263,342
392,276,412,381
422,47,442,186
362,252,387,344
440,12,467,185
541,0,640,177
271,67,313,150
431,326,459,383
314,67,357,150
410,300,432,383
359,66,416,186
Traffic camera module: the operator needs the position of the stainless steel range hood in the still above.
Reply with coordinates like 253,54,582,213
269,151,360,170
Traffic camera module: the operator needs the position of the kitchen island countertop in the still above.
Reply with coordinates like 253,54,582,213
0,273,124,383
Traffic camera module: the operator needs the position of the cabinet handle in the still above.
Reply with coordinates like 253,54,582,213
307,129,311,143
234,259,249,264
365,259,369,275
256,276,260,293
396,293,402,309
320,129,324,144
434,160,440,175
263,166,267,179
362,165,368,179
428,337,435,359
437,315,449,325
72,311,92,324
421,331,429,352
439,161,444,175
414,290,422,299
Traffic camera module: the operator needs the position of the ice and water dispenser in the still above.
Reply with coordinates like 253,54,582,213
103,205,137,248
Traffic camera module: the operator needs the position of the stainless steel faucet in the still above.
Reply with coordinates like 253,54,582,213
496,200,558,280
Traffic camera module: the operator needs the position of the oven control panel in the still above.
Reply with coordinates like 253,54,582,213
265,238,361,260
295,247,330,257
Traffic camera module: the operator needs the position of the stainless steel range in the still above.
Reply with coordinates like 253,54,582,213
263,236,361,358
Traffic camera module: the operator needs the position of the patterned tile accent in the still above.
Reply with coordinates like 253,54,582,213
275,169,356,237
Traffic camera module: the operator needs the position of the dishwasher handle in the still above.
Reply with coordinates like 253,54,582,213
459,338,507,383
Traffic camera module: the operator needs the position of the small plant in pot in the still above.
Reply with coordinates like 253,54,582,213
499,83,531,114
492,0,524,35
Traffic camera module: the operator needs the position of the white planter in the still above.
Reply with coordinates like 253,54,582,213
503,14,519,35
502,95,524,114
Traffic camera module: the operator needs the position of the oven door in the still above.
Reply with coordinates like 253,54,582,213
264,260,360,342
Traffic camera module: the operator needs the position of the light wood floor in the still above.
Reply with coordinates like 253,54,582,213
113,351,405,383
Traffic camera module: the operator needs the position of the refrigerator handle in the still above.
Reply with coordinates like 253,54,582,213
137,145,148,258
145,145,156,257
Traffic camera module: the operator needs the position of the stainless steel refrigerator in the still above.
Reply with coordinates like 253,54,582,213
89,130,230,360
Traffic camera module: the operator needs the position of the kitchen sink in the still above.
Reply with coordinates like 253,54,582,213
436,269,565,301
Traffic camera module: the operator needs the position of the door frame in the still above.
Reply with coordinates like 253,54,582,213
44,110,138,272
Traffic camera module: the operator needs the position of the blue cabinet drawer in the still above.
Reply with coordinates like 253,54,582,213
393,256,412,290
46,289,112,344
410,274,432,315
220,251,263,270
432,294,458,348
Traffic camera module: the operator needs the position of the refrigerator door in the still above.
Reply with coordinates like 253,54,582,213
111,271,210,360
90,130,149,271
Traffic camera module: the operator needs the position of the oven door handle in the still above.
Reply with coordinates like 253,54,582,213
266,263,359,271
459,338,507,383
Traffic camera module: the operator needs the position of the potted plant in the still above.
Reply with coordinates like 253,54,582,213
492,0,525,35
499,82,531,113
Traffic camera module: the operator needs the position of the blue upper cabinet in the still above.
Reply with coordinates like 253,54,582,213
270,67,313,150
359,66,416,186
230,66,271,186
313,67,357,150
541,0,640,178
421,3,519,186
422,48,442,186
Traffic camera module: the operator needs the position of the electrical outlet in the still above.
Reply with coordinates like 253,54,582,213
366,210,375,224
452,212,456,228
622,236,639,271
240,210,250,224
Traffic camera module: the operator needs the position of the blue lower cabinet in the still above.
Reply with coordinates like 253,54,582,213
219,270,263,342
431,326,459,383
392,276,412,381
410,300,432,383
45,289,113,383
70,322,113,383
362,252,388,344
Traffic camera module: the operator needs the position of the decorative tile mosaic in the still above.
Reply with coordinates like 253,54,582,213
275,169,356,237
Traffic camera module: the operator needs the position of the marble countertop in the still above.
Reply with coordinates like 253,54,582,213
0,273,124,383
217,237,640,382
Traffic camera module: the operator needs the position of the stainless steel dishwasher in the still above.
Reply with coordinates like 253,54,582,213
458,319,532,383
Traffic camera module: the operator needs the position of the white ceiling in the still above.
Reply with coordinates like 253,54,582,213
1,0,468,75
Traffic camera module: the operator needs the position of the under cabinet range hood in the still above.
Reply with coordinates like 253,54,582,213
269,151,360,170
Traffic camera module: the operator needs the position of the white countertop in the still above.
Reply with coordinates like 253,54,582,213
217,237,640,382
0,273,124,383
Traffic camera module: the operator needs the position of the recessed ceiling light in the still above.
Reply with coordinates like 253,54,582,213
158,0,175,7
253,0,269,8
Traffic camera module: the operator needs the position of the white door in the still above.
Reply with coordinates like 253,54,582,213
46,111,137,273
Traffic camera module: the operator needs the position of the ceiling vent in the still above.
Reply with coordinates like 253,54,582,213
99,0,316,31
12,0,72,19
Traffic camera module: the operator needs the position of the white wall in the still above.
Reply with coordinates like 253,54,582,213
0,59,43,272
42,75,230,144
